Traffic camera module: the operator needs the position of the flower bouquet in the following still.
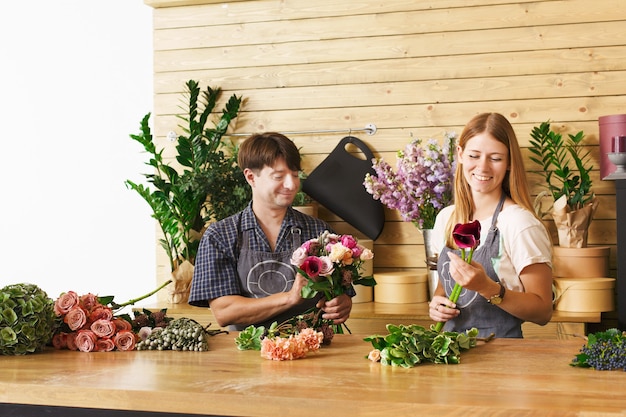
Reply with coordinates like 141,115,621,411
364,133,456,230
290,231,375,333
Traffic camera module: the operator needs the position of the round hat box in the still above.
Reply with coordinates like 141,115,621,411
552,246,610,278
553,277,615,313
374,271,428,304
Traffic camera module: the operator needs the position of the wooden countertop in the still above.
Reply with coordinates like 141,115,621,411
137,301,602,339
1,334,624,416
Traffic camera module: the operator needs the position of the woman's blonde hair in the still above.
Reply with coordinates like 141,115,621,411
445,113,538,246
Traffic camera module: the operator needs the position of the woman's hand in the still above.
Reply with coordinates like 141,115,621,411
447,251,493,294
429,294,460,323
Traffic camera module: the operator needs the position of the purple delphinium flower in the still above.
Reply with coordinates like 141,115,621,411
364,132,457,229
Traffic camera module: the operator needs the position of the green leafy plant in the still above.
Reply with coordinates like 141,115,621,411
292,170,313,206
126,80,250,272
364,324,479,367
235,324,267,351
0,283,56,355
528,121,594,212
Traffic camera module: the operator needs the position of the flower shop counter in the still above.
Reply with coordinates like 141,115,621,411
1,335,624,417
138,301,602,340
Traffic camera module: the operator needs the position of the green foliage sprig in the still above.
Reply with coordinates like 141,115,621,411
528,121,593,212
126,80,250,271
364,324,480,367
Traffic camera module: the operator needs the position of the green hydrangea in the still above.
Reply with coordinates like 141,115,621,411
0,283,56,355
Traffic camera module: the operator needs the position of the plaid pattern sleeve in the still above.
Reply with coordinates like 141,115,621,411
188,213,243,307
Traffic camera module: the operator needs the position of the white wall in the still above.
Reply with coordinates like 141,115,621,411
0,1,157,306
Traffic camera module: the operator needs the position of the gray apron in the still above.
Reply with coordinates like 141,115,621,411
234,226,319,331
438,195,523,338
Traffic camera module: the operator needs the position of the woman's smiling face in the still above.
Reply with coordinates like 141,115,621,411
457,132,510,197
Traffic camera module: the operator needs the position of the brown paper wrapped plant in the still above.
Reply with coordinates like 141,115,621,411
529,120,597,248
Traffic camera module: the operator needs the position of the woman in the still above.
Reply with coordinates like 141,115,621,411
429,113,553,338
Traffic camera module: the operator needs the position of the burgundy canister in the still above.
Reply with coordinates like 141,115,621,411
599,114,626,179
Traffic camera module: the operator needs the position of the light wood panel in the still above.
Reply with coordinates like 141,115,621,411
144,0,626,319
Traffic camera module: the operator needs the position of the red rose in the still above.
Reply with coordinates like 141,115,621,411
64,306,87,331
75,329,98,352
54,291,79,316
95,338,115,352
91,318,116,338
114,330,137,351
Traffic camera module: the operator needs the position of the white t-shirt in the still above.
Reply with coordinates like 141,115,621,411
430,204,552,292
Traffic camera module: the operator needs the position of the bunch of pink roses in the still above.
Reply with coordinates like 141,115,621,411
52,291,137,352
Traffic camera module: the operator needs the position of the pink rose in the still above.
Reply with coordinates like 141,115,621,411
91,319,116,338
75,329,98,352
95,338,115,352
89,305,113,322
114,330,137,351
52,332,68,350
54,291,79,316
368,349,381,362
340,235,357,249
290,246,308,267
79,293,100,311
113,317,132,332
64,306,87,331
302,239,318,254
66,333,79,351
360,248,374,261
318,256,334,276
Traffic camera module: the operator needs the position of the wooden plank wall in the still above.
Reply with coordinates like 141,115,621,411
145,0,626,319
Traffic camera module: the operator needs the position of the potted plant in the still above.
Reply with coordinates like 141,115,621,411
529,120,608,280
126,80,251,303
529,120,598,248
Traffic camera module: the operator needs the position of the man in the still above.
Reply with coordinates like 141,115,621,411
189,132,353,330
